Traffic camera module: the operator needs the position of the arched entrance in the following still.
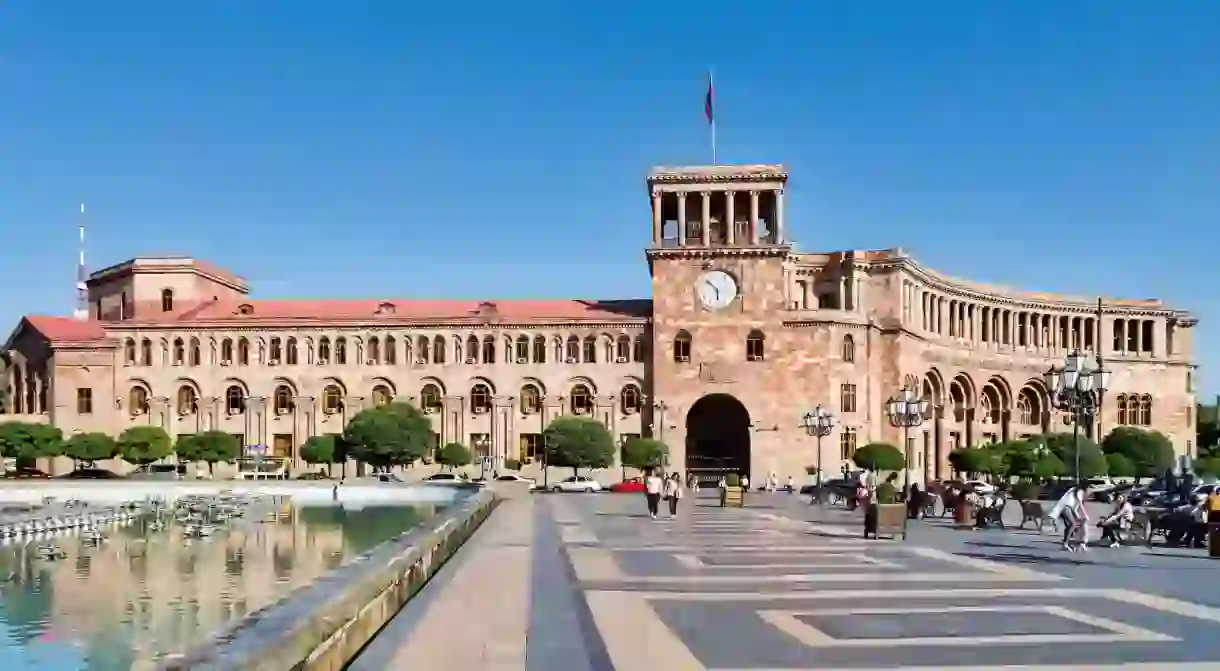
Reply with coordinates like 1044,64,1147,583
685,394,751,483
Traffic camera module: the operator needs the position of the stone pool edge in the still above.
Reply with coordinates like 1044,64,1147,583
158,489,500,671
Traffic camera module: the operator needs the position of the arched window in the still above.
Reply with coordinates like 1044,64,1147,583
482,336,496,364
746,330,765,362
582,336,597,363
565,336,580,362
384,336,397,365
273,385,294,414
464,335,478,362
269,337,282,364
140,338,152,366
417,336,430,363
172,338,185,366
520,384,541,414
334,337,347,365
129,387,149,415
471,383,492,414
161,288,174,312
1017,392,1034,425
188,338,201,366
372,384,393,406
322,384,343,414
532,335,547,363
420,383,442,413
615,335,631,362
177,385,198,416
225,385,246,415
1139,394,1153,426
432,335,446,364
237,337,250,366
515,336,530,362
285,337,298,365
220,338,234,364
570,384,593,415
318,337,331,364
403,336,413,364
620,384,642,415
124,339,136,365
673,331,692,363
633,335,646,362
1116,395,1129,425
367,337,380,365
842,335,855,363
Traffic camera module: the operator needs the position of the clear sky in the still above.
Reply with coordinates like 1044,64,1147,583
1,2,1216,393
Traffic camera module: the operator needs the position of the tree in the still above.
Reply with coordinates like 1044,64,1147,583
1104,452,1136,479
543,417,615,475
1031,432,1105,479
436,442,473,471
117,426,172,466
948,446,987,476
0,422,63,466
191,430,241,474
63,432,117,465
1101,427,1174,478
300,435,338,473
852,442,905,472
620,437,668,472
1195,457,1220,479
342,402,432,468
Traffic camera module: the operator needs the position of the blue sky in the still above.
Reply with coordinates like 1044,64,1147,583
1,2,1216,393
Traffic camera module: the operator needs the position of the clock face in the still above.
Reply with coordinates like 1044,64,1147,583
697,270,738,310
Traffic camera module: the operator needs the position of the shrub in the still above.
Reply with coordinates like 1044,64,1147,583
1010,481,1040,501
726,473,740,487
504,458,522,471
875,482,898,504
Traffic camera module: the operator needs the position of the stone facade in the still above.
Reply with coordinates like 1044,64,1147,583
0,164,1199,481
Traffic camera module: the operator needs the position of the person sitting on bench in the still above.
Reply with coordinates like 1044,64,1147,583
1098,493,1134,547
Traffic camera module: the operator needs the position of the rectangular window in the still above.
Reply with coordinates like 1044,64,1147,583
272,434,293,459
520,433,542,463
470,433,490,458
76,388,93,414
839,429,857,461
840,384,857,413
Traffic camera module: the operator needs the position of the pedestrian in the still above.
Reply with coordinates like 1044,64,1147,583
768,473,778,492
644,468,663,519
664,473,683,517
785,475,794,494
1049,483,1086,551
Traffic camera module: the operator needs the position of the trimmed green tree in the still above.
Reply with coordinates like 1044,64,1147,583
63,432,117,466
1104,452,1136,479
0,422,64,468
852,442,905,472
342,402,433,469
436,442,473,471
620,437,668,472
1033,432,1106,479
543,416,615,475
1195,456,1220,479
1101,427,1174,479
117,426,172,467
948,446,987,476
300,435,338,474
178,430,240,474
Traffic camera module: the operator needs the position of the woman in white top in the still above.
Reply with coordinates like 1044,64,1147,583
644,470,664,519
1099,494,1134,547
664,473,683,517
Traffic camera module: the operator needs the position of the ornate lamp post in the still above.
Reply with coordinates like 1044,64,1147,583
801,406,835,504
1044,350,1110,481
885,386,930,498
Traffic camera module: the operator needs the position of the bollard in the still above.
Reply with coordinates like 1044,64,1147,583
1209,509,1220,558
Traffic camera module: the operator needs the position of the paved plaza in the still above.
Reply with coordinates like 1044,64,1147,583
351,490,1220,670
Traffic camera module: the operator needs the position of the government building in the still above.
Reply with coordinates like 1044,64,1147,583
0,164,1200,481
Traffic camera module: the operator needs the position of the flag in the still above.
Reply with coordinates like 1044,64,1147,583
705,72,714,124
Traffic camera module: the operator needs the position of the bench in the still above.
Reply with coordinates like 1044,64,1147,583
864,503,906,540
720,486,744,508
1017,500,1055,534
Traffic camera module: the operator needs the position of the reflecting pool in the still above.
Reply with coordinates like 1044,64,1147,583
0,496,442,670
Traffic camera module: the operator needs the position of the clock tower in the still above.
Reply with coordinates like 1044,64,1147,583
645,164,791,482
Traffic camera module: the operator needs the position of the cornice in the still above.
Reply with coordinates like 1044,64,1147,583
647,167,787,185
646,246,792,261
97,320,652,335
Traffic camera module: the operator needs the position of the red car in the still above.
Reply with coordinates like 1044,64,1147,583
610,477,646,493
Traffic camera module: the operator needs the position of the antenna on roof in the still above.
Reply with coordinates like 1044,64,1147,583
73,203,88,321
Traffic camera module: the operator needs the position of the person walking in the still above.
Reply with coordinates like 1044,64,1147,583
1050,483,1086,551
665,473,683,517
644,469,663,520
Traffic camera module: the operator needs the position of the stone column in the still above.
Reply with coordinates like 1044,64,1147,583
749,190,760,245
725,191,736,245
774,189,785,243
1132,321,1141,356
701,191,711,246
801,280,810,310
651,191,662,245
676,192,687,247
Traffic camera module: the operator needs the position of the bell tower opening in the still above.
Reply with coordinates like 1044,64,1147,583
647,165,788,249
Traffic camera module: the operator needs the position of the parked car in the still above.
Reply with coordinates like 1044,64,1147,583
1,467,50,479
1093,482,1134,503
551,476,602,493
494,474,536,486
423,472,469,486
295,471,331,480
59,468,122,479
128,464,186,480
963,480,996,494
610,477,646,493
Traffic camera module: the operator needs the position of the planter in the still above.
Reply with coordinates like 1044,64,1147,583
954,500,974,528
720,486,744,508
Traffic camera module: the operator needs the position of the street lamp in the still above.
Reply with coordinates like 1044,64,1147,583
802,406,835,503
885,386,930,500
1044,349,1110,481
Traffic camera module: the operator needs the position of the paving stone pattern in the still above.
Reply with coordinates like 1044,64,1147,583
356,491,1220,670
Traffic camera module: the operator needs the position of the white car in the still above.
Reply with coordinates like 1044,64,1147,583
494,474,536,486
963,480,996,494
551,476,602,493
423,472,469,486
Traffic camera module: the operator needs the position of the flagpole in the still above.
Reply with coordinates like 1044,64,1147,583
709,70,717,164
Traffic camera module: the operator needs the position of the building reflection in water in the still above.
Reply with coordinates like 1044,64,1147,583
0,502,433,670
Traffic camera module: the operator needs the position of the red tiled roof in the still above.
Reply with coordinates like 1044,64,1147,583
160,298,653,323
21,316,109,344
